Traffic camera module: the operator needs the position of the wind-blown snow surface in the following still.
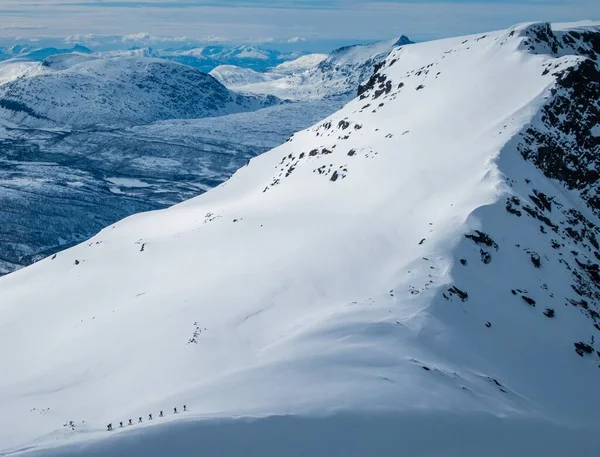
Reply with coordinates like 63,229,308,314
1,22,600,456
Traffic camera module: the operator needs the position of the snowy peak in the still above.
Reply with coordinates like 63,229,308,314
394,35,413,47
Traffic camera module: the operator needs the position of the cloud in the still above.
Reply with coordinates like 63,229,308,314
65,33,97,41
287,36,307,43
0,0,597,49
120,32,194,43
122,32,152,42
64,33,104,45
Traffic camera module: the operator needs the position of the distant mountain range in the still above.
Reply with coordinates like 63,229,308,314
0,44,307,73
0,44,93,62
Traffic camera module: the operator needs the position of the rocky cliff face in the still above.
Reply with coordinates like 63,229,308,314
346,21,600,363
511,25,600,345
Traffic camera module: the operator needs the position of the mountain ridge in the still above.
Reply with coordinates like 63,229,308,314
0,44,305,73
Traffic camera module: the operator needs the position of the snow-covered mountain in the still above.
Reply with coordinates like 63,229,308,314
210,53,329,87
0,54,279,128
268,53,329,75
214,36,413,101
209,65,276,87
1,21,599,456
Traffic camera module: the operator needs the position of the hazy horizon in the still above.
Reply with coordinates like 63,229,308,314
0,0,598,53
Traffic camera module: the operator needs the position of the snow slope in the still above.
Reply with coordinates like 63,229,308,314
0,46,336,276
1,22,600,456
0,54,279,128
0,98,343,275
218,37,412,101
0,60,43,85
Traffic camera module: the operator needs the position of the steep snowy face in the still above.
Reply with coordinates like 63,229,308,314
222,38,412,101
0,22,599,455
0,55,280,128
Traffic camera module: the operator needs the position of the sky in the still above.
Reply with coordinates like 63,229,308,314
0,0,598,52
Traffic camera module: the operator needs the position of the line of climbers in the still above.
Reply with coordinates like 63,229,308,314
107,405,186,431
